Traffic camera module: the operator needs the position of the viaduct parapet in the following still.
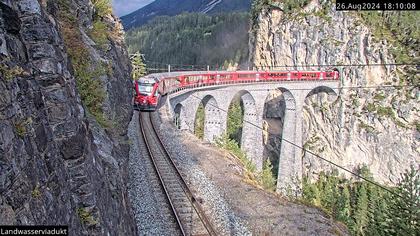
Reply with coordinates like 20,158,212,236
167,80,339,194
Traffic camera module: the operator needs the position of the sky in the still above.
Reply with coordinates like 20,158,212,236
111,0,155,16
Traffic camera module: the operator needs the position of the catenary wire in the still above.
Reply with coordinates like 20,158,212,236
212,84,418,92
187,93,409,200
142,60,418,68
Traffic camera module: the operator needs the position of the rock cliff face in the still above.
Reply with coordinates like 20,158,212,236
250,0,419,184
0,0,136,234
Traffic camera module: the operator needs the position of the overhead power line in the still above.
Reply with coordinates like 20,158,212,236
254,63,418,68
144,61,418,69
188,93,407,200
213,84,418,92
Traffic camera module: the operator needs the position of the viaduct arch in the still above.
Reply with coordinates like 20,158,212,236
168,81,339,194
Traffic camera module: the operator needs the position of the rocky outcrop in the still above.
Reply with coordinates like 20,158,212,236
250,0,419,185
0,0,136,234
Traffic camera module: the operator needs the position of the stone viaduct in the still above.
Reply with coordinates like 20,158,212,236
164,77,339,194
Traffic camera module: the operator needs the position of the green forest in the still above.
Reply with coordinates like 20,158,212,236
302,166,419,236
193,97,419,235
125,12,250,70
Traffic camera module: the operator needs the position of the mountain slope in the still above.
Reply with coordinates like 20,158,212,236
125,12,250,69
121,0,251,29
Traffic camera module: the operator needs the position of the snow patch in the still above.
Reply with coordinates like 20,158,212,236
201,0,222,13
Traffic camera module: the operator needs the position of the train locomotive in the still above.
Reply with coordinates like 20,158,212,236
133,76,160,111
133,69,340,112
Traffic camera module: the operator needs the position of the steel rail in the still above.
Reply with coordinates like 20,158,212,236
139,113,186,235
148,112,218,236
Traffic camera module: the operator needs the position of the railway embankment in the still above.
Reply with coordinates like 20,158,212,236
127,112,180,235
140,106,349,235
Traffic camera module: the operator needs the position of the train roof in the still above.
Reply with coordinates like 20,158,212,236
136,69,339,82
136,76,159,83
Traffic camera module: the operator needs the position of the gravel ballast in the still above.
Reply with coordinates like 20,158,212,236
151,111,252,235
127,104,348,235
128,112,179,235
151,103,348,235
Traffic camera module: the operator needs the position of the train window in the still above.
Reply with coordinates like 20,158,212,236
138,82,154,95
270,73,287,77
301,73,317,77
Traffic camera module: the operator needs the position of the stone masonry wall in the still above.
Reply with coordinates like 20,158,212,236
168,81,338,194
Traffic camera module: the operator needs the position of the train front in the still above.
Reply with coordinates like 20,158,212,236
133,77,160,111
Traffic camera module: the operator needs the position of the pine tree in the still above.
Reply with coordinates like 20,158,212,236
259,159,276,191
321,172,339,214
226,99,244,144
352,183,369,235
336,185,352,225
194,103,205,139
386,165,420,236
366,186,389,236
130,51,147,80
302,176,316,204
314,172,328,207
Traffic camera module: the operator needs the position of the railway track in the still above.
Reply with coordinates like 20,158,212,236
139,112,216,236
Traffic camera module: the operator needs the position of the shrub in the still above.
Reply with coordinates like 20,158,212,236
194,103,205,139
215,134,256,174
89,20,109,49
376,106,394,118
251,0,270,27
227,99,244,144
92,0,112,18
352,97,360,107
0,64,24,81
359,121,375,133
14,122,26,138
215,134,278,191
75,63,110,128
31,185,41,199
58,3,110,128
77,207,98,226
359,12,419,84
303,135,320,151
365,103,376,112
103,61,113,76
281,0,310,13
373,93,386,101
259,160,276,191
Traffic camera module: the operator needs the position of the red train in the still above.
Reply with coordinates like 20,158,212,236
133,70,340,111
133,76,160,111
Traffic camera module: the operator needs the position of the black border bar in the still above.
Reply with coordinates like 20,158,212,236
336,0,418,11
0,226,68,236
